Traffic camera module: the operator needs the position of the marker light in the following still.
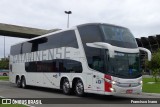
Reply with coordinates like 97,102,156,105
111,81,116,85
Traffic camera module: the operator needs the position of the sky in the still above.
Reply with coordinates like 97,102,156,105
0,0,160,58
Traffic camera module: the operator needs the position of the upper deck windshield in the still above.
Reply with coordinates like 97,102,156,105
101,24,138,48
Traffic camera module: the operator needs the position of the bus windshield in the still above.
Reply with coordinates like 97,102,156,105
101,25,138,48
109,52,141,79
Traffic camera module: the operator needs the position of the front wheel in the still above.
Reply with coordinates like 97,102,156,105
75,79,84,97
62,78,71,95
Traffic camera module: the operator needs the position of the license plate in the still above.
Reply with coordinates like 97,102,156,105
126,89,133,94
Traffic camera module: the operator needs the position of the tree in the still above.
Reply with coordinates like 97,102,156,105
146,49,160,82
0,58,9,69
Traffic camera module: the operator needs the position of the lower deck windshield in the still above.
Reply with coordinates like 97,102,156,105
108,52,141,79
90,49,141,79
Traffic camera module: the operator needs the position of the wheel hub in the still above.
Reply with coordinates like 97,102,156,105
63,82,70,93
76,82,83,94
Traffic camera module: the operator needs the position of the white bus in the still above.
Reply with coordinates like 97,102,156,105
9,23,151,96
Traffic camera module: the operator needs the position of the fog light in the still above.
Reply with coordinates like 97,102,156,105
110,88,115,92
111,81,116,85
139,80,143,85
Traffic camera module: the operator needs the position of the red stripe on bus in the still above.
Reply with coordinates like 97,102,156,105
104,75,112,92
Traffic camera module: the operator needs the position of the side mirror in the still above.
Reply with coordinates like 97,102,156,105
138,47,151,61
86,42,115,58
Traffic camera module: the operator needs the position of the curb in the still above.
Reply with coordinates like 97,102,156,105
142,92,160,96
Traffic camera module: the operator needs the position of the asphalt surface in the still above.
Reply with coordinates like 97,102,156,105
0,81,160,107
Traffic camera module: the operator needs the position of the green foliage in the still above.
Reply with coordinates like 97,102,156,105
146,49,160,82
0,76,9,81
0,58,9,69
0,104,27,107
142,78,160,93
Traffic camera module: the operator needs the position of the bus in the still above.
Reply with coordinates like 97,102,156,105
9,23,151,96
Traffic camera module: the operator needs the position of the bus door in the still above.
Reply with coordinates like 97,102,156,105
91,56,105,93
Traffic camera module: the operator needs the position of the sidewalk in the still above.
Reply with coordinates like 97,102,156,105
143,75,160,78
142,92,160,97
142,75,153,78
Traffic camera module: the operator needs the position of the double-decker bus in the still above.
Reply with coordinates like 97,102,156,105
9,23,151,96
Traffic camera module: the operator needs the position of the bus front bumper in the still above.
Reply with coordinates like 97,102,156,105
104,85,142,95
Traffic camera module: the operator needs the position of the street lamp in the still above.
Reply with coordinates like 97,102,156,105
64,11,72,28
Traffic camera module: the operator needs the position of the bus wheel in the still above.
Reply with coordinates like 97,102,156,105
62,78,71,95
75,79,84,97
21,77,27,88
16,77,21,88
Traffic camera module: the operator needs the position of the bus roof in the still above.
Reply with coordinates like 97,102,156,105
77,23,128,29
11,23,128,46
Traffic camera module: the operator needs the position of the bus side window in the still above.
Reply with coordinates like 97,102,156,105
85,47,105,73
60,59,82,73
60,30,78,48
59,61,66,72
11,44,22,55
92,56,104,73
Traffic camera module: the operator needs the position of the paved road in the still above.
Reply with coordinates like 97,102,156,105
0,81,160,107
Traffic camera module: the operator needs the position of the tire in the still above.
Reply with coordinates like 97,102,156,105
21,77,27,88
16,77,21,88
75,79,84,97
62,78,71,95
3,73,7,76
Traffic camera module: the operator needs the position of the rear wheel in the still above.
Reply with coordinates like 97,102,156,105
62,78,71,95
75,79,84,97
21,77,27,88
16,77,21,88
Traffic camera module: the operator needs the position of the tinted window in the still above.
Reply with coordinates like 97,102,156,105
86,47,106,73
109,53,141,79
25,62,37,72
10,44,22,55
38,30,78,51
78,25,103,44
62,59,82,73
26,60,59,72
30,38,47,52
78,25,105,72
61,31,78,48
22,42,32,53
38,34,61,50
101,25,138,48
25,59,82,73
